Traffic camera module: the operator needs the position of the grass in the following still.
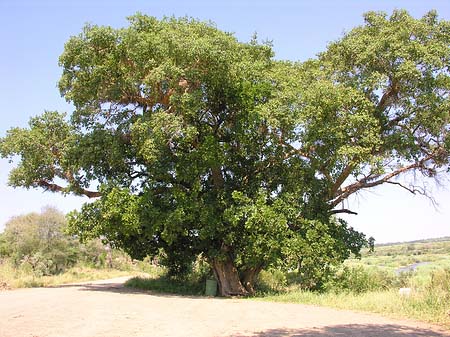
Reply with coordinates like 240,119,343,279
0,259,140,289
123,239,450,330
256,287,450,329
125,275,206,296
125,256,213,296
3,237,448,330
253,238,450,330
348,238,450,271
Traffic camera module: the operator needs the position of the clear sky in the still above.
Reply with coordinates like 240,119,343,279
0,0,449,243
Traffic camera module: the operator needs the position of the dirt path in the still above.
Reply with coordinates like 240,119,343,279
0,277,448,337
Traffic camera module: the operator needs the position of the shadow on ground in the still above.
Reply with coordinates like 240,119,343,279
52,280,210,299
230,324,450,337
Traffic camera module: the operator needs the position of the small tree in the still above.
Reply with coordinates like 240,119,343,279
1,11,449,295
1,207,78,274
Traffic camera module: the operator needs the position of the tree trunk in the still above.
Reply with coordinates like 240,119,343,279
241,266,263,294
212,257,248,297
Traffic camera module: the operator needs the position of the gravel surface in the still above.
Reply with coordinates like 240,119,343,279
0,276,449,337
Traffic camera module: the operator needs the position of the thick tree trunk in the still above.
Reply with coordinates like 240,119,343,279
241,266,263,294
212,257,248,297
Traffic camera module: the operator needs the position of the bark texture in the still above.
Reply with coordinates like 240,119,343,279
212,257,248,297
241,266,263,294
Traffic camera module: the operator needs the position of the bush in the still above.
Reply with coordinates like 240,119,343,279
125,274,205,295
135,256,159,273
394,270,415,288
77,239,107,267
0,207,136,276
124,255,213,295
156,247,199,279
0,207,84,275
324,266,402,293
255,269,288,293
425,269,450,301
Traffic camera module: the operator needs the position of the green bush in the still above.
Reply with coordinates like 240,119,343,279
324,266,403,293
0,207,136,275
394,270,414,288
124,255,214,295
0,208,83,275
77,239,106,267
425,269,450,301
125,275,205,295
255,269,288,294
134,256,158,273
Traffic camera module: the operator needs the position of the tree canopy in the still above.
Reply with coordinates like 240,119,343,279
1,10,449,296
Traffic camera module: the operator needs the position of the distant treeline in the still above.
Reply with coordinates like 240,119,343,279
375,237,450,247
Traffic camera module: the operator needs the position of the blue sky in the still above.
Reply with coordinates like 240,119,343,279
0,0,449,243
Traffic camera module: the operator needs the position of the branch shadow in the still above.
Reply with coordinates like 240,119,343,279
51,279,213,300
230,324,450,337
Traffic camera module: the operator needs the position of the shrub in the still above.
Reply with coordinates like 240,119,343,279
125,275,205,295
1,208,136,275
324,266,400,293
394,270,414,288
1,207,84,275
255,269,288,293
425,269,450,300
124,255,213,295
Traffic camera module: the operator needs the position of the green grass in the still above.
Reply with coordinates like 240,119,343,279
350,238,450,270
3,237,448,329
124,275,206,296
256,287,450,329
254,239,450,330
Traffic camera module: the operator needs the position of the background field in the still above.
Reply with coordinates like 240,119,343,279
255,237,450,328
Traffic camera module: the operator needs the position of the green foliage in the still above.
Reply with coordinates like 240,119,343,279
125,257,213,295
324,266,404,294
254,240,450,328
1,11,449,294
0,207,132,276
0,207,79,275
255,269,288,294
421,269,450,308
125,275,205,296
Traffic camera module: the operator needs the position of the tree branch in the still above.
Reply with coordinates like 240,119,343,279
330,162,355,198
330,154,433,207
385,181,425,195
376,78,399,114
36,179,101,198
329,209,358,215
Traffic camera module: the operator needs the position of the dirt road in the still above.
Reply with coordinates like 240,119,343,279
0,277,448,337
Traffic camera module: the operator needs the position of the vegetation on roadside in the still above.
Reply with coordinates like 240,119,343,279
125,274,205,296
0,262,134,289
124,238,450,329
254,239,450,329
258,282,450,329
0,207,153,289
1,207,448,328
125,255,213,296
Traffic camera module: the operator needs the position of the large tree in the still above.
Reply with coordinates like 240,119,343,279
1,11,449,296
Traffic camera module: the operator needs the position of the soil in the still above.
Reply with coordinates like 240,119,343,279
0,276,448,337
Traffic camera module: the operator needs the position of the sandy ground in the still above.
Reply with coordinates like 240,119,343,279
0,276,448,337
